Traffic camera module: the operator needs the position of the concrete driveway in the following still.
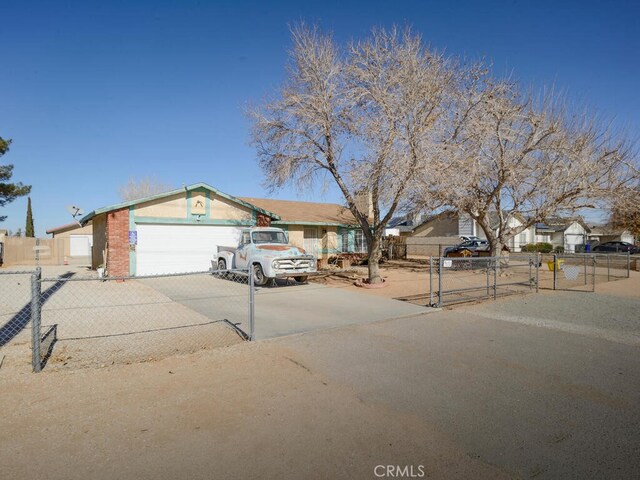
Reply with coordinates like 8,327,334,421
144,276,430,340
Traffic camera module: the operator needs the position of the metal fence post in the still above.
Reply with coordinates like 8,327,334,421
429,256,433,307
30,267,42,373
438,256,443,308
493,258,497,300
535,253,540,293
552,254,557,290
529,256,533,290
627,252,631,278
592,257,596,292
486,261,490,296
248,268,255,341
607,255,610,282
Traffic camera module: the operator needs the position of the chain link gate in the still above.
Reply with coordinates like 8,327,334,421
429,255,539,307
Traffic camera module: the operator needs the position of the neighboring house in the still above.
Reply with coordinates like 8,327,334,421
587,225,636,245
401,211,536,252
386,214,429,237
46,221,94,259
239,197,368,259
534,218,590,253
80,183,370,277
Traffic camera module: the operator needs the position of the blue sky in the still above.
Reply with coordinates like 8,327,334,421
1,0,638,235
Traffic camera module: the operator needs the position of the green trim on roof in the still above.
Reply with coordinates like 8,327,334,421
133,216,254,226
273,220,359,227
80,182,281,225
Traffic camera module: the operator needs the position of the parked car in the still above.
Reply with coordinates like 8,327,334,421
444,239,490,257
459,235,481,242
592,241,640,254
214,227,317,286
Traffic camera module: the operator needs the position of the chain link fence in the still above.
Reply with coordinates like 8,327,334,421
429,255,538,307
543,252,631,292
0,270,38,371
1,268,253,372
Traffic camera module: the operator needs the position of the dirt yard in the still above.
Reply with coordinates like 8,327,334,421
1,278,639,479
312,258,640,303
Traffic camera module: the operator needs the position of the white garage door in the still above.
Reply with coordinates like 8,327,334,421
136,224,241,275
70,235,92,257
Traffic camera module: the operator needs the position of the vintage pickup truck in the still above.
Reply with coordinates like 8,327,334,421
214,227,316,286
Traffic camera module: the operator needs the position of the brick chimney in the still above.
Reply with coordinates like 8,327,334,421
354,190,373,220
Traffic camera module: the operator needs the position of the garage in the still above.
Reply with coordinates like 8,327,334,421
80,183,280,277
136,224,241,275
70,234,92,257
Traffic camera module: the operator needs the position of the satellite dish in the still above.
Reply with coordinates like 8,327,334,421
66,205,84,218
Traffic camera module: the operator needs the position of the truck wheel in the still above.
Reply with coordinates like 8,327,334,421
216,259,227,277
253,264,268,286
294,276,308,283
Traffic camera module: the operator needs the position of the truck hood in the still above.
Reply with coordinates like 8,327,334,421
256,244,311,257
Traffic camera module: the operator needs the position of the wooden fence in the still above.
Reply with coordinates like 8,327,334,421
405,236,460,258
0,237,69,266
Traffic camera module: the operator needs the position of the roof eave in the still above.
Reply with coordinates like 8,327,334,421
80,183,281,225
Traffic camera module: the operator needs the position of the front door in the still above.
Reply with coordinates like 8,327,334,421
303,227,320,257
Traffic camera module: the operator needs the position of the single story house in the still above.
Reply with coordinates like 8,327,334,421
534,218,590,253
240,197,368,259
46,221,94,259
396,211,536,252
587,225,636,245
80,183,368,276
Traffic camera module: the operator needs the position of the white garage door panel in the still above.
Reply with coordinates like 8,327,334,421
136,224,240,275
70,235,92,257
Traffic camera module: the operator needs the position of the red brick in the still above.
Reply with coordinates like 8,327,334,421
106,208,129,277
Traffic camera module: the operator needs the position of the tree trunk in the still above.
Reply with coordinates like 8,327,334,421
367,235,383,284
491,240,504,258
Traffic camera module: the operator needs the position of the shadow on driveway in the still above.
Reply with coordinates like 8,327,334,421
0,272,75,347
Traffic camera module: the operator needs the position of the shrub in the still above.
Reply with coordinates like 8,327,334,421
554,246,565,253
521,242,553,253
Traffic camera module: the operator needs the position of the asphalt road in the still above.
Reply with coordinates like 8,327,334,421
276,290,640,479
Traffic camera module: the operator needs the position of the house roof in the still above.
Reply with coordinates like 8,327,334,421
239,197,359,226
535,217,590,233
588,224,630,236
485,211,527,229
406,210,523,233
80,183,281,224
46,221,88,235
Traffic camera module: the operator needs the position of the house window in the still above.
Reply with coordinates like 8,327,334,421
341,231,349,253
354,230,367,253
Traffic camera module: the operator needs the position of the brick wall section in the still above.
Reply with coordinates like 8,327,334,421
106,208,130,277
256,213,272,227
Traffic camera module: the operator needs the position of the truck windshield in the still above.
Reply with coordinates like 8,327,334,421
252,231,287,244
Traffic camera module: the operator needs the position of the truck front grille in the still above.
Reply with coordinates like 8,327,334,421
273,258,315,271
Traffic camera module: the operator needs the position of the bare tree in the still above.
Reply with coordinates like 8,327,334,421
413,73,639,257
609,185,640,238
118,177,173,202
250,25,453,283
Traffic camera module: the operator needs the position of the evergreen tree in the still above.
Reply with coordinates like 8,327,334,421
1,137,31,222
25,196,34,237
